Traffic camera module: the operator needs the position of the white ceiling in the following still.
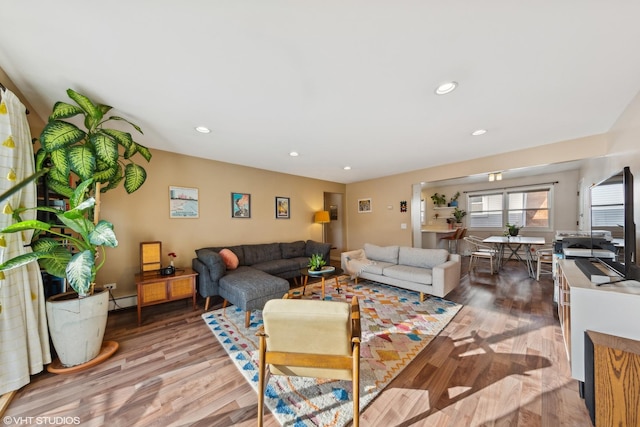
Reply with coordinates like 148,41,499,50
1,2,640,184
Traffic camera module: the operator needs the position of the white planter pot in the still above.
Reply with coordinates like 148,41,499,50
46,288,109,367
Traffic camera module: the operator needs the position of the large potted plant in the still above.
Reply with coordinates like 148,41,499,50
0,179,116,366
0,89,151,368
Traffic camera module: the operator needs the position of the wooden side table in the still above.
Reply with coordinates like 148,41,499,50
135,267,198,325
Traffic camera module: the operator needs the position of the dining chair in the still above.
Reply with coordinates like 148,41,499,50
256,296,361,426
464,236,497,274
535,246,554,281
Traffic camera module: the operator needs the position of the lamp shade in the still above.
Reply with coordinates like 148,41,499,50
314,211,330,224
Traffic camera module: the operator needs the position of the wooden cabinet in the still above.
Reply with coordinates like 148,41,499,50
586,331,640,427
135,268,198,325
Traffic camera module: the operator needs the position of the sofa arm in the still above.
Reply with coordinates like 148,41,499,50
192,252,225,298
341,249,365,274
431,254,461,297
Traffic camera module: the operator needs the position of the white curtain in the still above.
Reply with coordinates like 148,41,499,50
0,87,51,395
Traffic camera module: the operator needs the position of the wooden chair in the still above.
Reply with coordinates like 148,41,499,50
464,235,497,274
256,296,361,426
535,246,554,281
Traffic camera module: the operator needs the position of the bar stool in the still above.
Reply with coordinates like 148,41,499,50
441,228,465,253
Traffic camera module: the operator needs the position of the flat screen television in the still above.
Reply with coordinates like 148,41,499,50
589,166,639,280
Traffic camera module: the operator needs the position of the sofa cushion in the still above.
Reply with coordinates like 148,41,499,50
304,240,331,258
364,243,399,264
398,247,449,269
244,243,281,265
281,241,306,259
383,265,433,285
252,259,299,276
219,248,239,270
359,260,396,275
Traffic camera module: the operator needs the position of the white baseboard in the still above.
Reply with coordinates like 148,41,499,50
108,295,137,311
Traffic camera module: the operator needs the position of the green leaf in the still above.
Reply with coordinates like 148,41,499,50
34,149,47,171
32,237,63,253
89,131,118,167
135,143,152,162
38,246,72,278
67,89,102,123
68,145,96,181
40,121,85,152
93,164,118,183
57,211,93,237
124,163,147,194
49,102,84,120
1,219,52,234
101,174,123,192
69,179,94,209
102,129,133,151
0,251,43,272
90,220,118,248
46,175,74,199
50,148,70,177
66,250,95,295
96,103,113,116
108,116,144,134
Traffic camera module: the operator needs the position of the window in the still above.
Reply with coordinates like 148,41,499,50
591,181,623,227
468,186,553,230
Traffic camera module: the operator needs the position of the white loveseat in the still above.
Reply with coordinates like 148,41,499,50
341,243,461,301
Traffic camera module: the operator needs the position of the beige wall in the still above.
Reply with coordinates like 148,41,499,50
97,150,345,297
578,90,640,253
345,134,610,251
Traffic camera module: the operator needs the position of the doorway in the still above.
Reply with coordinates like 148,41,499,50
323,192,345,262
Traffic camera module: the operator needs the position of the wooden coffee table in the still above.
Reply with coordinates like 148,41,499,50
297,267,344,300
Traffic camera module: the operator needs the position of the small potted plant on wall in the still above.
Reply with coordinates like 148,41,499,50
0,89,152,369
452,207,467,226
449,192,460,207
431,192,447,207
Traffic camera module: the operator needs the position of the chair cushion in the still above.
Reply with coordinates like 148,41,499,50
363,243,399,264
263,299,352,356
219,248,239,270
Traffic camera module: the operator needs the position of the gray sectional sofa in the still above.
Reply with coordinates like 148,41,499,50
341,243,461,301
192,240,331,326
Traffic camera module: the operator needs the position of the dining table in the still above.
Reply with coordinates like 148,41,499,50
482,235,546,278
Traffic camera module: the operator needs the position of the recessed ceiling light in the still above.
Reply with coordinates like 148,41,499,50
289,151,299,157
195,126,211,134
343,166,351,170
435,81,458,95
472,129,487,136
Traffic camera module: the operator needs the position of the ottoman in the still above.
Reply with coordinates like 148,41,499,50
219,266,290,327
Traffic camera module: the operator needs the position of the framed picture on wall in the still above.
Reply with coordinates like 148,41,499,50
169,186,199,218
275,196,290,219
358,198,372,213
231,192,251,218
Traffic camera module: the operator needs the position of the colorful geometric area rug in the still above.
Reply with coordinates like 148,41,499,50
202,279,462,426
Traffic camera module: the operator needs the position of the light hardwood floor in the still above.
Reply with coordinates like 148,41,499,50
5,258,593,426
